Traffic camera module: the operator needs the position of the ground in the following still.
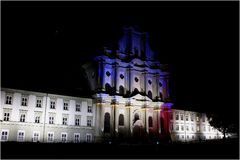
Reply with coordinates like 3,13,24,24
1,138,239,159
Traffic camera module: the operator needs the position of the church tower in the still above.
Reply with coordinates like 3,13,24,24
82,26,173,142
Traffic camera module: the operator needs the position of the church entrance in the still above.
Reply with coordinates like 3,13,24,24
132,113,145,142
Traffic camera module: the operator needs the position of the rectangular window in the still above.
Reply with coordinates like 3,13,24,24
63,117,68,125
192,135,195,139
176,114,179,120
1,130,9,141
50,100,56,109
86,134,92,143
4,112,10,121
63,102,69,110
17,130,25,142
75,117,80,126
87,106,92,113
47,132,54,143
20,114,26,122
181,135,184,139
49,116,54,124
181,125,184,131
35,116,40,123
5,94,13,105
87,118,92,127
176,125,179,131
186,126,189,131
187,135,189,139
180,114,183,121
191,114,194,121
33,132,40,142
76,103,81,112
36,98,42,108
185,115,189,121
61,133,67,143
21,96,28,106
74,133,80,143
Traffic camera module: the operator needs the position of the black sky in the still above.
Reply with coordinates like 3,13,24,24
2,2,239,119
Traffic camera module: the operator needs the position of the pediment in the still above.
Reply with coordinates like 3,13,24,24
131,94,152,102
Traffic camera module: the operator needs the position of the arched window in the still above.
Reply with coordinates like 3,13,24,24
133,113,140,124
133,88,139,93
104,112,110,133
119,85,124,95
148,90,152,99
119,114,124,126
105,83,111,93
148,116,153,127
160,117,164,133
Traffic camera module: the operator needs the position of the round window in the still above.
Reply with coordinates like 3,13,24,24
106,71,111,77
148,80,152,85
120,74,124,79
135,77,139,82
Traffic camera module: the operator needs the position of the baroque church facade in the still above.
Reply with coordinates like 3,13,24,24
0,26,222,143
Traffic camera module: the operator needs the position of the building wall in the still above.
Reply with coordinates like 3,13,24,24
0,88,95,143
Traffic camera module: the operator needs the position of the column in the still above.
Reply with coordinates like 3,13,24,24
100,102,105,132
129,105,133,134
114,104,118,133
145,107,148,133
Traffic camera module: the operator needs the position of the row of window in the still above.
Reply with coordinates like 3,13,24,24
176,134,217,140
171,113,206,122
4,94,92,113
171,123,213,132
3,112,93,127
0,130,92,143
105,72,163,87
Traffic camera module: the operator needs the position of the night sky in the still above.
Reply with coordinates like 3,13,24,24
2,2,239,121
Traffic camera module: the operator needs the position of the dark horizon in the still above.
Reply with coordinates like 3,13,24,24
2,1,239,119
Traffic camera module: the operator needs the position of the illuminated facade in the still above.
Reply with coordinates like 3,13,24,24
0,26,222,143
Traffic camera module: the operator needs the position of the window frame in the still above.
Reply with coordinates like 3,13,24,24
17,130,25,142
3,112,10,121
75,103,81,112
47,132,54,143
5,94,13,105
36,97,42,108
32,131,40,142
1,129,9,142
21,96,28,106
74,133,80,143
61,132,67,143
